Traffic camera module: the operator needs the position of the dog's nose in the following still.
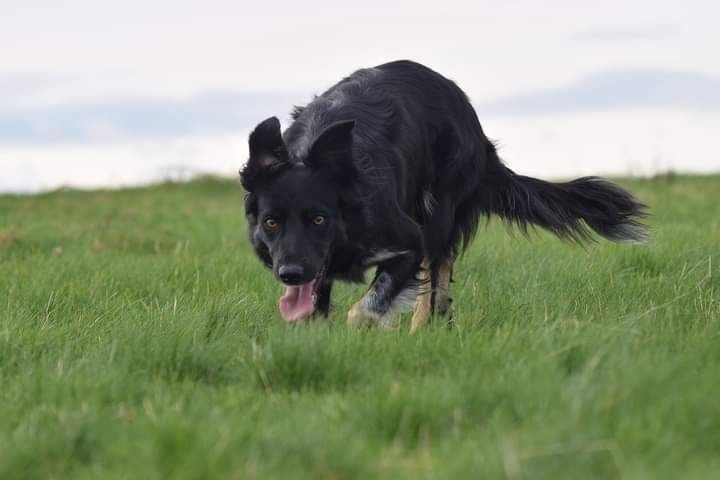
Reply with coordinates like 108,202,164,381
278,264,305,284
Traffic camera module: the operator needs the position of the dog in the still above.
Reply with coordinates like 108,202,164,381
240,60,647,332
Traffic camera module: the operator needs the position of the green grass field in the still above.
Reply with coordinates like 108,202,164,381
1,175,718,479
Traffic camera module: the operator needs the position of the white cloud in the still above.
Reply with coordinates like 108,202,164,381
571,23,677,43
485,109,720,178
3,0,718,100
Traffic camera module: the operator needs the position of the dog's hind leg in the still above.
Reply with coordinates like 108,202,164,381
410,258,432,333
418,191,456,321
433,255,454,317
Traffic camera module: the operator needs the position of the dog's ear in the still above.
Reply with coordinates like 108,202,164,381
240,116,290,191
304,119,356,182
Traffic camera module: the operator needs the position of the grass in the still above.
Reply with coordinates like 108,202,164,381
0,174,718,479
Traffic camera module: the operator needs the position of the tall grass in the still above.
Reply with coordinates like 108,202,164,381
0,175,718,479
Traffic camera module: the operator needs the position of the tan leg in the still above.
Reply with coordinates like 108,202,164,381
410,258,432,334
434,256,454,316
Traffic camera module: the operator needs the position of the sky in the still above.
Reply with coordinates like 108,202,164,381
0,0,718,192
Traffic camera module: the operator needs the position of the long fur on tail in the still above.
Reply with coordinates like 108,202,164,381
482,166,648,244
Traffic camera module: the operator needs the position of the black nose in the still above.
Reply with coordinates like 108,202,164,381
278,264,305,284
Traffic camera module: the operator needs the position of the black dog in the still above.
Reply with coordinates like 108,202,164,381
240,60,646,331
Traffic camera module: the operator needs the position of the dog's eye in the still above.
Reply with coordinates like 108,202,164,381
263,218,279,230
312,215,326,225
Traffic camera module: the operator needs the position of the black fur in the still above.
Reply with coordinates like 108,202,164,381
240,60,647,321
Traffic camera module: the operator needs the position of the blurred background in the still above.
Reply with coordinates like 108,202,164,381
1,0,718,192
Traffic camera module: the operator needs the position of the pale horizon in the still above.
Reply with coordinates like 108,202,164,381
1,0,718,192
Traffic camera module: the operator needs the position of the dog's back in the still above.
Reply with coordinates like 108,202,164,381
283,61,499,256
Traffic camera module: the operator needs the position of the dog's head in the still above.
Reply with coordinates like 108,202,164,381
240,116,356,322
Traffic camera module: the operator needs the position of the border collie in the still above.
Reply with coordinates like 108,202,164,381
240,60,647,332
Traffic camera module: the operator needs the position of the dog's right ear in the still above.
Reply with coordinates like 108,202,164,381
304,119,356,184
240,116,289,192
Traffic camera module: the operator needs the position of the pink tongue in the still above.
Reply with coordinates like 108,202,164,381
278,280,316,322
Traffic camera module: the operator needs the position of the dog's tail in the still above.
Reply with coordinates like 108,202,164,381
479,165,648,244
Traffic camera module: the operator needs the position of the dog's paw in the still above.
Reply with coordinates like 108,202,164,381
435,296,453,317
347,301,403,330
347,300,378,328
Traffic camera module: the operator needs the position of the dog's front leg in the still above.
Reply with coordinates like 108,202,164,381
314,278,333,318
347,252,423,328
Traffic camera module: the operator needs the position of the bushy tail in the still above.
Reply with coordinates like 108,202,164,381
481,166,648,244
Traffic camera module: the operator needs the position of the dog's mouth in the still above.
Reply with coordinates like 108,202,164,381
278,266,325,323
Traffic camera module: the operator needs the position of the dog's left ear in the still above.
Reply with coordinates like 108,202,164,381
304,119,356,182
240,116,290,192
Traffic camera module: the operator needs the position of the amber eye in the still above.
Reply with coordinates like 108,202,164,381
312,215,326,225
263,218,279,230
